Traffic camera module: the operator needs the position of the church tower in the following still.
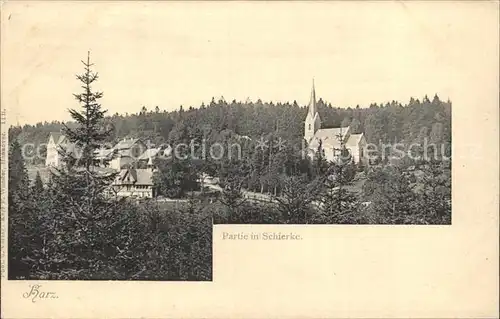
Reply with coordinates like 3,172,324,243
304,79,321,143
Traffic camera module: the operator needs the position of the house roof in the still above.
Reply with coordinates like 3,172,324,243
48,137,80,158
137,146,174,160
48,132,84,158
137,147,161,160
95,148,115,159
345,133,364,147
113,138,141,150
118,168,131,180
135,169,153,185
64,143,80,155
49,132,67,145
94,167,117,175
115,168,153,186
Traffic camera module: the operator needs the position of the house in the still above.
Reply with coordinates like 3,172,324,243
304,81,368,164
94,147,116,168
45,132,65,167
45,132,80,167
95,147,115,161
109,138,147,170
111,167,156,198
46,134,161,198
46,132,118,168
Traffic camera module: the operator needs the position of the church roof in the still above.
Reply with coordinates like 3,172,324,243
313,112,321,122
307,126,367,151
307,79,317,116
312,126,350,146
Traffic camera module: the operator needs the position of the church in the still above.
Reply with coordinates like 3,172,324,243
304,81,367,164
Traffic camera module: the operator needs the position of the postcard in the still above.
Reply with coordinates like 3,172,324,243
1,1,498,318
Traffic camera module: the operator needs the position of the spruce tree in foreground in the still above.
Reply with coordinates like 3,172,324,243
38,52,146,279
314,131,361,224
64,52,112,170
52,51,116,213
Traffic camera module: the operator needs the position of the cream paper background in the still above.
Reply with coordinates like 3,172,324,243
1,1,499,318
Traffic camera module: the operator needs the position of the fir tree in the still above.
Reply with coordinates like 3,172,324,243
416,160,451,224
314,131,360,224
273,175,321,224
218,174,246,223
36,52,145,279
363,166,419,224
32,171,44,194
312,139,329,178
53,52,116,212
350,118,362,134
341,117,351,128
62,52,112,170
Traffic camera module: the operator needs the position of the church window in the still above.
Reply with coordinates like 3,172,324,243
308,124,311,130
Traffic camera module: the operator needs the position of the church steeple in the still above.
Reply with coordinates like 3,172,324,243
304,79,321,143
308,79,317,116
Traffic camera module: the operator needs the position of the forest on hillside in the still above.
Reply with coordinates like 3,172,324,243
9,93,451,166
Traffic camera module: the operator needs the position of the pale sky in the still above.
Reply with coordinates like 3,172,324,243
1,1,498,125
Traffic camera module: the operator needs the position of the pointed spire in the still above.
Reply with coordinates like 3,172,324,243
308,78,316,116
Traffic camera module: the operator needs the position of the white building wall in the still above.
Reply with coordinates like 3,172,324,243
347,146,360,163
323,146,336,163
309,143,365,164
113,185,153,198
45,141,60,167
110,156,134,171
